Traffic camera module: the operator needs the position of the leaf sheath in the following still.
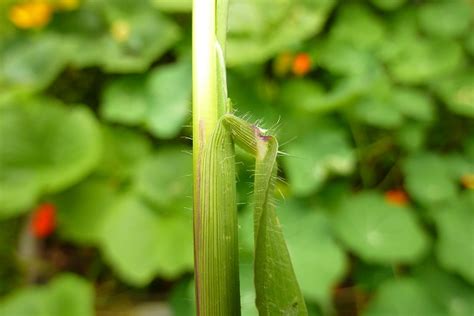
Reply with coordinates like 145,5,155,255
223,114,308,315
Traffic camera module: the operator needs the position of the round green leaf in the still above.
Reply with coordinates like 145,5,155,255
85,11,180,72
100,196,161,286
415,262,474,316
152,0,192,12
354,97,404,129
465,31,474,57
170,278,196,316
226,0,336,65
280,79,325,112
0,288,47,316
53,177,117,245
0,274,94,316
49,2,181,72
370,0,406,10
101,60,191,139
101,76,148,125
0,35,68,93
376,9,419,62
98,125,152,179
227,72,280,126
432,193,474,284
432,70,474,118
392,87,435,122
0,97,101,218
363,278,445,316
330,3,386,51
333,192,429,264
418,0,472,38
387,38,464,84
133,147,192,212
316,40,380,76
279,202,347,306
352,262,396,293
146,61,192,139
283,125,355,195
396,122,428,152
46,274,95,316
100,195,193,285
443,154,474,180
403,153,458,206
153,211,194,278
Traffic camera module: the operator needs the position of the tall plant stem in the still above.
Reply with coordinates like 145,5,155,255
192,0,240,315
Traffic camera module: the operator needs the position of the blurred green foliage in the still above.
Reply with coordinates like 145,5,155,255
0,0,473,315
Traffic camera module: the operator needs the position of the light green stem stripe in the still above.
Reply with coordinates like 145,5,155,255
193,1,240,313
192,0,217,159
192,0,217,312
196,119,241,315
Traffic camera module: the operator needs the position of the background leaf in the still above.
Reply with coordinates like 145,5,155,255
101,60,191,138
226,0,336,65
0,97,101,218
0,274,94,316
403,153,458,206
278,201,347,306
146,60,192,138
415,261,474,316
283,124,355,195
332,192,429,264
133,147,192,212
99,196,161,286
431,192,474,284
363,278,445,316
417,0,473,38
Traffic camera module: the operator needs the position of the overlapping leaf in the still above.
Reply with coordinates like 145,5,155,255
0,35,68,93
417,0,472,38
274,202,347,306
0,274,94,316
133,147,192,212
226,0,336,65
403,153,459,206
431,192,474,284
99,195,193,285
415,262,474,316
53,176,117,245
432,69,474,118
363,278,444,316
0,97,101,218
101,60,191,139
332,192,429,264
283,124,355,195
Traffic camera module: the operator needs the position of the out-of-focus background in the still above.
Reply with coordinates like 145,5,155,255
0,0,473,315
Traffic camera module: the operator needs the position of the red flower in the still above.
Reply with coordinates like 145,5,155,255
385,190,409,206
292,53,312,76
31,203,56,238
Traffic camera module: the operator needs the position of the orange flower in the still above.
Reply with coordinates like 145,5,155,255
273,52,294,77
385,189,409,206
55,0,80,11
9,0,53,29
31,203,56,238
461,174,474,190
292,53,312,76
